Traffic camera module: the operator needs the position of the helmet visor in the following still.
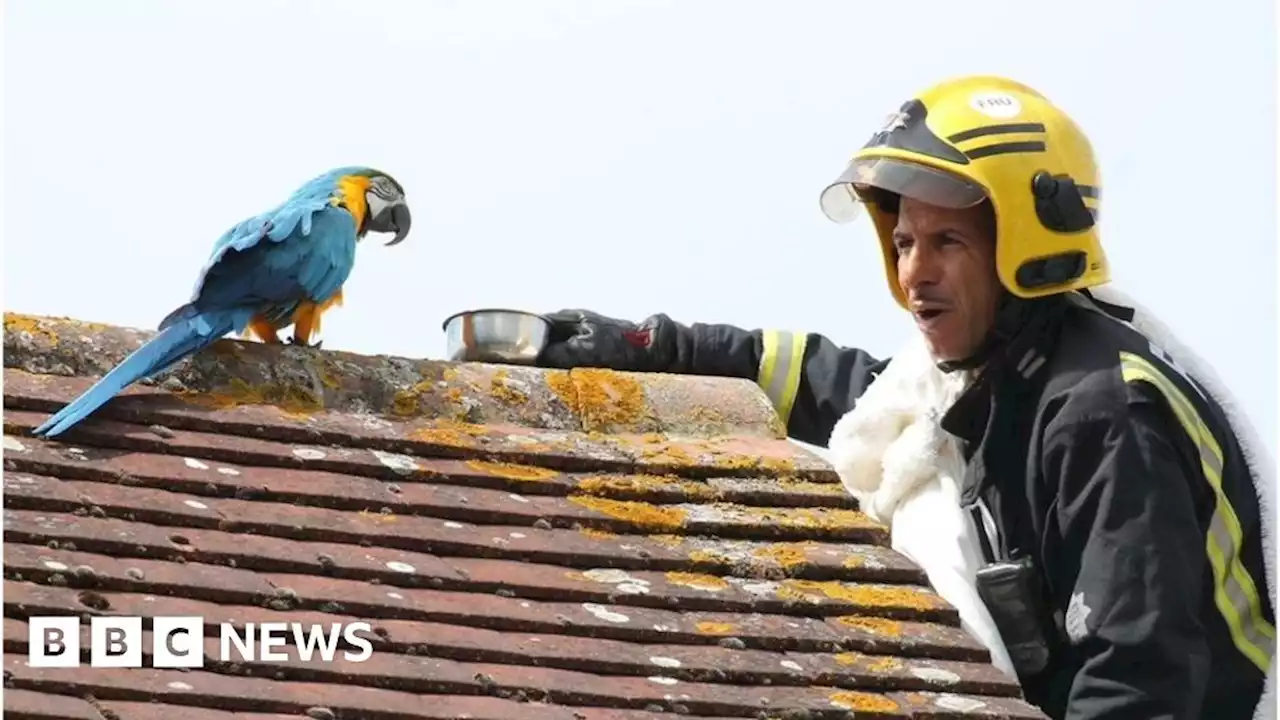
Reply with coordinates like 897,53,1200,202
818,156,988,224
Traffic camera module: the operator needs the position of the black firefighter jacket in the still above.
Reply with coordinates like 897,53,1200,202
664,292,1274,719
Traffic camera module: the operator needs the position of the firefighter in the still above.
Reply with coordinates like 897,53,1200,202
535,75,1275,719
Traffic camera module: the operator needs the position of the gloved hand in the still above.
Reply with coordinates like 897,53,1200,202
537,309,680,372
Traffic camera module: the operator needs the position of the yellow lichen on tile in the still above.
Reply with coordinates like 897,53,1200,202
408,419,491,448
638,443,701,466
777,476,846,495
778,580,940,610
4,314,59,346
766,413,787,439
709,452,760,470
391,379,436,416
311,358,343,390
866,656,904,672
578,527,618,540
751,542,813,569
833,651,862,666
546,370,576,407
683,406,726,425
694,621,735,636
548,368,649,429
567,496,686,531
489,368,529,406
665,572,730,592
828,691,900,712
415,429,477,447
577,473,719,501
760,456,797,474
179,377,322,417
688,548,726,564
835,616,903,637
734,506,879,532
648,534,685,548
465,460,559,482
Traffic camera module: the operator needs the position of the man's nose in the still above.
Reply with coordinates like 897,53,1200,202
898,243,941,292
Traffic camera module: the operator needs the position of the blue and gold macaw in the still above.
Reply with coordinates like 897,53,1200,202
33,166,411,438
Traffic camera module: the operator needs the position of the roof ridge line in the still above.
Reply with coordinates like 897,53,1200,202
3,312,793,441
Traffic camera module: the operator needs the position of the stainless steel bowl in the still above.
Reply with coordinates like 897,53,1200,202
442,309,551,364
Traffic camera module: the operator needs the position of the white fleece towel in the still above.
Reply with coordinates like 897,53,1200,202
824,286,1277,716
826,330,1017,677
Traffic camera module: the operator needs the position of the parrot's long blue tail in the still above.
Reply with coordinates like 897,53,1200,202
32,307,249,438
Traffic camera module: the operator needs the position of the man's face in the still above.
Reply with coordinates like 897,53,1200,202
893,196,1002,362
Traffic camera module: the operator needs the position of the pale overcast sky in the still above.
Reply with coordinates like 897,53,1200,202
4,0,1276,451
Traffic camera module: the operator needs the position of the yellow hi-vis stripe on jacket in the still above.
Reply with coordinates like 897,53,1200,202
758,330,808,426
1120,351,1276,672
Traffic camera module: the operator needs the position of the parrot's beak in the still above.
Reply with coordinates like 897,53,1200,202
385,203,411,246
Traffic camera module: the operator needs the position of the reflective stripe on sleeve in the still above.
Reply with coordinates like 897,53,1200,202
1120,351,1276,672
758,330,808,426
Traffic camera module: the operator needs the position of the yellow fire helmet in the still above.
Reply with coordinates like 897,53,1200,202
818,75,1107,309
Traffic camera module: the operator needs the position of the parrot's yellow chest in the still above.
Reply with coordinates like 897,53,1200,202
332,175,371,229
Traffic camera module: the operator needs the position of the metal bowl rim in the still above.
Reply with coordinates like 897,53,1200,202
441,308,552,331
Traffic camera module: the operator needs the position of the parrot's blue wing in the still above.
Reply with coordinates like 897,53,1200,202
161,174,358,330
174,182,335,308
183,203,358,324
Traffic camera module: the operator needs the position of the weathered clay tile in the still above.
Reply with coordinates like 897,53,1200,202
2,688,102,720
2,312,1047,719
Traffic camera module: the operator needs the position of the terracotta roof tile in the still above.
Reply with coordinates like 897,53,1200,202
3,313,1047,719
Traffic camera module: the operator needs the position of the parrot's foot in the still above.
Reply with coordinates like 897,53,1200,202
287,336,323,350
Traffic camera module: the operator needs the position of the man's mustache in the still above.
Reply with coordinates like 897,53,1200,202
909,288,952,311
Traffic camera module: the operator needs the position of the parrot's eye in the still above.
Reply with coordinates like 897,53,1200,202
369,176,402,202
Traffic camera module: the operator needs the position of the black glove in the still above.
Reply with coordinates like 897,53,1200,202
537,309,680,372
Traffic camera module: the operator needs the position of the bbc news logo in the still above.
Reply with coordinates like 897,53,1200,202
28,616,375,668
